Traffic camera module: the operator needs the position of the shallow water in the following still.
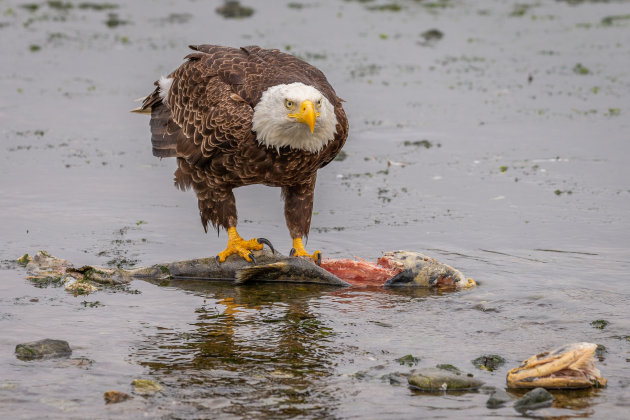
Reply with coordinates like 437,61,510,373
1,0,630,418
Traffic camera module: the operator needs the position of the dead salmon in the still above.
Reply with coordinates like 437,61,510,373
18,249,475,290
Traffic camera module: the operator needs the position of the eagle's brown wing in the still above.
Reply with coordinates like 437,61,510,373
141,45,347,167
142,47,255,167
140,45,348,235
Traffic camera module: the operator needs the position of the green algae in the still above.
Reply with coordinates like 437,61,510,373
404,139,433,148
47,1,73,10
396,354,420,366
602,14,630,26
78,2,118,11
17,254,30,266
20,4,40,12
573,63,590,75
368,3,402,12
435,363,461,373
216,1,254,19
591,319,609,330
472,354,506,371
104,12,128,28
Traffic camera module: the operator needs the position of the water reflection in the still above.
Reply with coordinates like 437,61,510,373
134,280,344,418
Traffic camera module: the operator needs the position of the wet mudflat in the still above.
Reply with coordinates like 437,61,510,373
1,0,630,418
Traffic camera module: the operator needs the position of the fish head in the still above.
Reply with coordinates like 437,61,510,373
507,342,607,389
380,251,475,289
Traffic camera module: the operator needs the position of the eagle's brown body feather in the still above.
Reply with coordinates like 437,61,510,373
141,45,348,239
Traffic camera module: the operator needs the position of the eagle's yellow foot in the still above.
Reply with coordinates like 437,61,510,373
289,237,322,265
216,227,274,264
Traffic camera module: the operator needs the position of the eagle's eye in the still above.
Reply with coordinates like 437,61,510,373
285,99,294,109
316,99,322,108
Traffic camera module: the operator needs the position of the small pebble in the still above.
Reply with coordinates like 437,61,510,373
131,379,163,395
104,390,132,404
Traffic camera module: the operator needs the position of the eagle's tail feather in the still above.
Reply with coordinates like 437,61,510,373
149,104,179,158
130,106,151,114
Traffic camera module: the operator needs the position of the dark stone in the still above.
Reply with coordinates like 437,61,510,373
514,387,554,412
15,339,72,360
421,29,444,42
486,388,513,408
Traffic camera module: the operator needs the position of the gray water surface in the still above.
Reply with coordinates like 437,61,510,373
1,0,630,418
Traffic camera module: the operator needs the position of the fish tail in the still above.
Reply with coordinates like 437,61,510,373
234,263,285,285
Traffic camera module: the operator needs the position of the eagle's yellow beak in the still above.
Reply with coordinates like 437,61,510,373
288,100,321,133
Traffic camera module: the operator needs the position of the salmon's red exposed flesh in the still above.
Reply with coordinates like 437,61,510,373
320,257,403,286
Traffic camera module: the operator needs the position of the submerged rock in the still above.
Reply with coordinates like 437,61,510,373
486,387,513,408
55,357,93,369
513,387,554,413
419,29,444,46
104,390,132,404
408,366,484,391
131,379,162,395
15,339,72,360
383,372,409,386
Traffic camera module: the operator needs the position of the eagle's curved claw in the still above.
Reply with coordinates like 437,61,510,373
248,253,257,265
289,238,321,264
257,238,275,254
216,227,264,263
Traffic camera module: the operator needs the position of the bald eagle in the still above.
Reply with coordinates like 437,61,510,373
135,45,348,263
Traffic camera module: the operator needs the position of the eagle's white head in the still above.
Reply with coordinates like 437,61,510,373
252,82,338,153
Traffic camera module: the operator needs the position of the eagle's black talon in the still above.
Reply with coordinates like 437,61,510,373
257,238,275,254
215,256,221,266
248,253,257,265
316,252,322,266
289,248,296,257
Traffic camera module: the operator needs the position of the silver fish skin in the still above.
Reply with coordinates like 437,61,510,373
235,259,350,286
130,250,350,286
